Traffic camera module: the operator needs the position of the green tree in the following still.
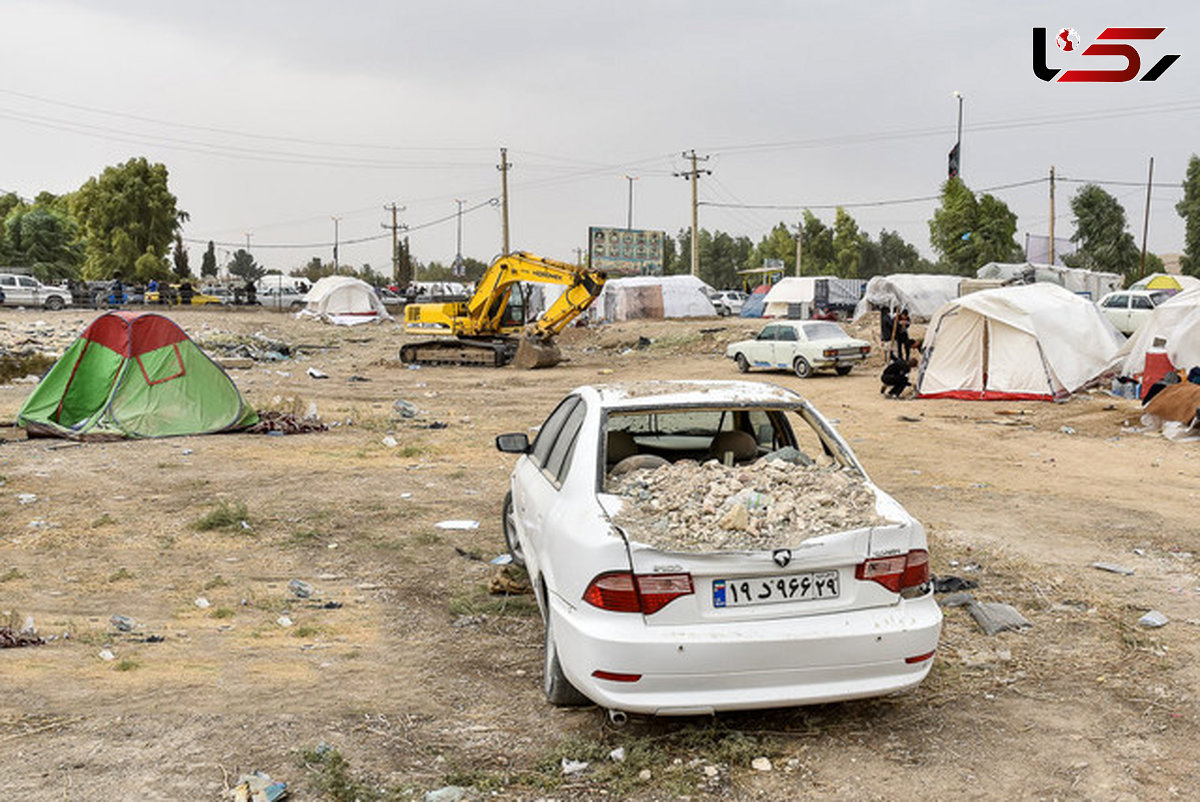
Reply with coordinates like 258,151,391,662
875,229,935,275
661,234,677,274
201,241,217,278
1063,183,1140,281
134,249,171,282
832,207,865,278
799,211,836,275
70,157,186,280
753,222,798,275
228,248,264,282
929,178,1021,275
4,206,83,280
1176,154,1200,276
172,233,192,279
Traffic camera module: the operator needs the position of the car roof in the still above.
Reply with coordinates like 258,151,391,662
578,380,807,410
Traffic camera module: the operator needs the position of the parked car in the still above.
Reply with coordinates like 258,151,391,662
1097,289,1171,336
726,320,870,378
145,285,223,305
257,285,308,310
494,381,941,715
711,290,747,316
0,273,71,310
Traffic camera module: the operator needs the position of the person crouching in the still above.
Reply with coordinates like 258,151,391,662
881,356,919,398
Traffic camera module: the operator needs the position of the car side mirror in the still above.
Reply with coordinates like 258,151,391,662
495,432,530,454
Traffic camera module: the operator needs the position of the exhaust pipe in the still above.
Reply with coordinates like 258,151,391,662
607,709,628,727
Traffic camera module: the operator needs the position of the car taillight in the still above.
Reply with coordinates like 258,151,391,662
583,571,694,614
855,549,930,595
859,345,871,355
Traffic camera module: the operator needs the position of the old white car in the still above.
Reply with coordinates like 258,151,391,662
726,320,870,378
0,273,71,310
495,381,941,716
711,290,747,316
1096,289,1170,336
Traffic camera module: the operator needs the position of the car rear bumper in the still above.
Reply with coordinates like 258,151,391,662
552,595,942,715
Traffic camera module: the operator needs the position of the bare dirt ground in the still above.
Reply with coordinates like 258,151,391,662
1,306,1198,801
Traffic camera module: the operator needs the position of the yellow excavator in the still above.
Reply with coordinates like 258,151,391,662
400,251,607,368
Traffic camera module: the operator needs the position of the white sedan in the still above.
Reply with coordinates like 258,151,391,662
495,381,941,716
1096,290,1170,336
726,320,871,378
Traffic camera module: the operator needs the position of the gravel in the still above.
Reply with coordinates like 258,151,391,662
609,457,889,552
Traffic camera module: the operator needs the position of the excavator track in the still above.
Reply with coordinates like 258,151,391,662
399,338,518,367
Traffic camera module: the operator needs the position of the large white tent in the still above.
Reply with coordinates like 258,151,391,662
976,262,1121,301
853,274,963,322
589,275,716,322
1117,287,1200,376
297,276,392,326
916,283,1124,401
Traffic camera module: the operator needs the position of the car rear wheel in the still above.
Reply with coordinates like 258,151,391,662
735,353,750,373
44,296,64,311
544,611,589,707
793,356,812,379
501,490,524,567
835,365,853,376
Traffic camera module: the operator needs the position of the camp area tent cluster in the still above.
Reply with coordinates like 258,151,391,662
296,276,392,326
16,311,257,440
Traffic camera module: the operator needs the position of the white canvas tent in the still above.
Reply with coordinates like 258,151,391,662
853,274,963,322
1117,287,1200,376
590,275,716,322
976,262,1121,300
917,283,1124,401
297,276,392,326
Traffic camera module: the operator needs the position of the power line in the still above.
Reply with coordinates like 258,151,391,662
184,197,499,250
699,177,1048,211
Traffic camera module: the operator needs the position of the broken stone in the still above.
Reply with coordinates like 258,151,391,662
967,602,1032,635
610,459,889,552
751,757,773,771
1138,610,1169,628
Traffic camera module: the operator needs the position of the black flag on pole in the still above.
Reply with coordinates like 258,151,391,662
948,143,960,179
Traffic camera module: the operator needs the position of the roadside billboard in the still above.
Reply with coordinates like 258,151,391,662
588,227,665,276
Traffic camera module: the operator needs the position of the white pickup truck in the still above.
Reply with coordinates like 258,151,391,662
0,274,71,310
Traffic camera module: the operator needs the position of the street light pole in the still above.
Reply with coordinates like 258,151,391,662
331,216,341,272
624,175,639,230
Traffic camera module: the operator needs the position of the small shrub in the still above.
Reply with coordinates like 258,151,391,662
209,608,235,619
114,658,140,672
107,567,134,583
193,502,251,532
0,568,26,583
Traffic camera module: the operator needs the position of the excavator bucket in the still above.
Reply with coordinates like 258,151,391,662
511,336,562,369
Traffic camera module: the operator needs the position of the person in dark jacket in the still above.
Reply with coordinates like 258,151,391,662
881,356,919,398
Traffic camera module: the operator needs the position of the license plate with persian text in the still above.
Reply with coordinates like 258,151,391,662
712,570,839,608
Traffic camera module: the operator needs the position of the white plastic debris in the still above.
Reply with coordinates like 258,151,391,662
436,520,480,531
1091,562,1134,576
381,436,398,448
98,649,116,661
1138,610,1169,628
17,493,37,505
560,758,589,776
307,367,329,379
194,597,211,609
751,757,773,772
609,747,626,763
277,616,294,628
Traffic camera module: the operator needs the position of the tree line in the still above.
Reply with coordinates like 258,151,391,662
4,154,1200,289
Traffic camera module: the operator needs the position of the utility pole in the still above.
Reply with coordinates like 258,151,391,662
331,216,341,272
1141,156,1155,279
244,232,252,253
497,147,512,255
382,203,407,285
1048,165,1056,265
574,246,585,266
795,222,803,277
624,174,639,230
453,199,466,277
675,150,710,277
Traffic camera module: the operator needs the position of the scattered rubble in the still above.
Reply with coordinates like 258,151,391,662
609,459,888,551
0,625,44,648
247,411,328,435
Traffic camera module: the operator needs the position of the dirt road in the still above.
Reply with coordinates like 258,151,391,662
1,308,1197,800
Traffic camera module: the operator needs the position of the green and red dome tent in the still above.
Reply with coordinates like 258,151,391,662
17,311,258,439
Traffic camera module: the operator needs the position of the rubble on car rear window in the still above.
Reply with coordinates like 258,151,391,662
608,457,890,552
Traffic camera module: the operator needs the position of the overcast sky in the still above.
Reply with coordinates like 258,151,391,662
2,0,1197,276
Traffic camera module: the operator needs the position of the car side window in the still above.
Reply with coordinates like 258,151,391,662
757,326,777,341
531,396,580,468
777,327,798,342
18,277,37,288
0,276,15,287
543,401,587,485
1131,295,1153,310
